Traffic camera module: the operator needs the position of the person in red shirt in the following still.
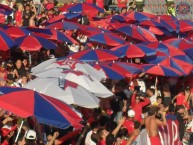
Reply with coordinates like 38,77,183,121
117,0,127,13
172,86,191,110
131,92,150,122
96,0,104,9
122,109,135,135
15,3,23,27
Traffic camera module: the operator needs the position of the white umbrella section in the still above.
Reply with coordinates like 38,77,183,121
34,69,113,98
31,58,105,81
24,78,100,108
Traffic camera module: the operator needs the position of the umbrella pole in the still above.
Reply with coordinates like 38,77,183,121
29,52,32,65
15,120,24,143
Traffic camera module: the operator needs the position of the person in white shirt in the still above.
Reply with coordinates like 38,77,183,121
85,121,99,145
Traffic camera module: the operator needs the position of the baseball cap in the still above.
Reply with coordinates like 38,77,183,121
1,125,17,137
128,109,135,117
25,130,36,140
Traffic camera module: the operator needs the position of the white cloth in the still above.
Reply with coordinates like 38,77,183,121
149,94,157,105
85,130,96,145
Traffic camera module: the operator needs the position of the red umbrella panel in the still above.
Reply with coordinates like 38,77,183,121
68,49,120,62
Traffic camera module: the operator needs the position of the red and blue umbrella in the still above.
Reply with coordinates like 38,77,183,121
50,29,78,44
47,21,80,30
125,12,157,22
88,31,125,46
114,23,158,42
91,63,125,80
0,4,13,15
68,49,120,62
59,3,104,13
0,87,82,129
0,29,15,51
145,42,193,75
26,27,52,35
111,44,156,58
105,62,142,77
164,38,193,58
6,27,30,38
141,63,182,76
160,19,193,33
15,34,57,51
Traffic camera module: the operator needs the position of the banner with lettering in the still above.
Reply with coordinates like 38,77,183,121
132,114,182,145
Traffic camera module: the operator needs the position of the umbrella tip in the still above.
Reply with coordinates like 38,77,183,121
69,57,72,59
159,40,162,43
158,63,160,65
33,88,36,91
28,33,31,35
96,61,99,64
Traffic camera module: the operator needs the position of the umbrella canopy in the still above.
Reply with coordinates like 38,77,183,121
34,69,113,98
141,63,182,76
49,29,78,44
47,21,80,30
25,27,52,35
15,34,57,51
145,42,193,75
31,58,105,81
0,87,82,129
6,27,30,38
111,44,156,58
58,3,104,13
24,78,100,108
113,23,158,42
67,49,120,62
0,29,15,51
164,38,193,58
125,12,157,22
0,4,13,15
91,63,125,80
88,31,125,46
105,62,142,77
160,19,193,33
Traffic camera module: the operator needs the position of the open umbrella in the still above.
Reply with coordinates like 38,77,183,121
91,63,125,80
6,27,30,38
88,31,125,46
15,34,57,51
141,63,182,76
125,12,157,22
0,4,13,15
164,38,193,58
68,49,120,61
105,62,142,77
59,3,104,13
0,86,82,129
31,58,105,81
47,21,80,30
49,29,78,44
145,42,193,75
160,19,193,33
24,78,100,108
0,29,15,51
34,69,113,98
113,23,158,42
111,43,156,58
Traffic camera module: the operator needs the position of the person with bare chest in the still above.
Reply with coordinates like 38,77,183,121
145,106,167,145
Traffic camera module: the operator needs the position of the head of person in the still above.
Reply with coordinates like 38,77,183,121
25,4,30,11
121,7,127,14
148,106,159,116
106,133,116,145
18,3,24,11
21,74,28,84
7,60,13,68
97,128,109,141
116,128,129,140
15,59,23,69
134,121,140,129
1,61,7,70
127,109,135,120
25,130,37,145
97,11,104,18
156,96,162,105
90,121,99,132
146,88,155,97
175,105,185,114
